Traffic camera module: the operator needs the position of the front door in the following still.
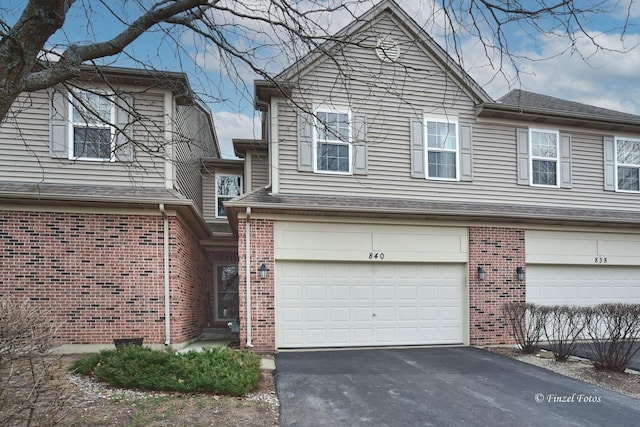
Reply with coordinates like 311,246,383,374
215,265,239,322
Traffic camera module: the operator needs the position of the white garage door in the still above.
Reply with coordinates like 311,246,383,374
276,262,465,348
527,265,640,306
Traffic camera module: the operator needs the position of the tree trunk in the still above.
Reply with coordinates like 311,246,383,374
0,0,72,123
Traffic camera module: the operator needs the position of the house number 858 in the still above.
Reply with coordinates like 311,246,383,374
594,257,607,264
369,252,385,260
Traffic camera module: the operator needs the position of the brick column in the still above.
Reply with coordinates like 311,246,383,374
237,218,275,352
468,227,525,346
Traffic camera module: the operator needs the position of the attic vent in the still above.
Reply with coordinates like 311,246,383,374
375,36,400,62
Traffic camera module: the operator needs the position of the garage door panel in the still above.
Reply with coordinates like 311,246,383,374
276,262,464,348
527,266,640,306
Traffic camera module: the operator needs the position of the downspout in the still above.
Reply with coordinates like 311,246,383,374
245,206,253,347
160,203,171,345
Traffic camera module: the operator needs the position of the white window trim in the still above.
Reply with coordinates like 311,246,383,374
424,115,459,181
68,89,116,162
614,136,640,193
529,128,560,188
215,174,243,219
312,106,353,175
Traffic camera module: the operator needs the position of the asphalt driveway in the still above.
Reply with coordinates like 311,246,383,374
275,347,639,426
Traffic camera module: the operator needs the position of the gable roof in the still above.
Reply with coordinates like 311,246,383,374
255,0,491,105
478,89,640,133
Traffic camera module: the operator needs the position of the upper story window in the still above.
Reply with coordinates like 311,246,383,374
410,116,472,182
425,118,458,180
530,129,559,187
70,90,115,160
516,127,571,189
216,174,242,218
616,138,640,191
314,108,352,174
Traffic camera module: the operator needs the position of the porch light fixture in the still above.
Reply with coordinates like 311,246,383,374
516,266,525,281
477,267,486,281
259,263,269,280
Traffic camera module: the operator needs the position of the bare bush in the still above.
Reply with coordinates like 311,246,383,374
542,305,586,362
583,303,640,373
0,296,68,426
502,302,547,354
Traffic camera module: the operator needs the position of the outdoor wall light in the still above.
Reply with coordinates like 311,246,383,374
516,266,525,281
259,263,269,280
477,267,486,281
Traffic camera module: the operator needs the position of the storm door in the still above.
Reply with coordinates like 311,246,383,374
215,265,239,321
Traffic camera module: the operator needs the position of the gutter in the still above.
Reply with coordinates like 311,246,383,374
159,203,171,345
244,207,253,347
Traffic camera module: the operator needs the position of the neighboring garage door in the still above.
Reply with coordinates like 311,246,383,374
277,262,465,348
274,221,468,349
526,230,640,306
527,265,640,305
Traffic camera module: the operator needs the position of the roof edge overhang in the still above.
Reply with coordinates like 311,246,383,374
202,158,245,169
0,192,212,240
224,197,640,237
41,63,197,105
254,80,294,107
478,102,640,133
233,139,268,158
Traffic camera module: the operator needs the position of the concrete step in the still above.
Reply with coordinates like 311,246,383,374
201,327,236,340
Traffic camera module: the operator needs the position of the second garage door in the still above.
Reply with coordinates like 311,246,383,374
276,262,465,348
527,265,640,306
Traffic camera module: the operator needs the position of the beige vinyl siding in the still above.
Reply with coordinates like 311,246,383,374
277,13,477,196
202,173,216,222
0,89,166,187
248,151,269,190
174,105,217,213
273,13,640,214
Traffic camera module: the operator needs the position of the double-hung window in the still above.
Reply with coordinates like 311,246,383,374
530,129,559,186
314,108,351,173
425,118,458,180
70,90,115,160
215,174,242,218
616,138,640,191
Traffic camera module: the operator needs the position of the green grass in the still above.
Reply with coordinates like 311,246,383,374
70,346,261,396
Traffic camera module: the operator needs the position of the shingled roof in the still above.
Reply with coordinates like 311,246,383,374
224,187,640,235
478,89,640,133
498,89,640,123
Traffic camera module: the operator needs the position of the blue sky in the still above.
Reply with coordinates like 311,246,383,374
4,0,640,158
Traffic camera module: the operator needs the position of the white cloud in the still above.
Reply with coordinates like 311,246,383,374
211,111,261,159
509,32,640,114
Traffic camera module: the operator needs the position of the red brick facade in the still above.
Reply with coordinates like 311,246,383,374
468,226,525,346
234,222,526,351
237,218,275,352
0,210,208,346
168,217,208,343
0,209,525,350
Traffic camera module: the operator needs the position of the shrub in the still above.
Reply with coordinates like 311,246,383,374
583,303,640,372
542,305,586,362
70,345,261,396
502,302,546,354
0,296,68,426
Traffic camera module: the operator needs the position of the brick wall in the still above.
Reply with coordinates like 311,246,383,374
237,218,275,352
168,217,208,343
0,210,208,346
468,226,525,346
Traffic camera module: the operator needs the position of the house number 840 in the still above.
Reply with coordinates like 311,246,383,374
369,252,385,260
